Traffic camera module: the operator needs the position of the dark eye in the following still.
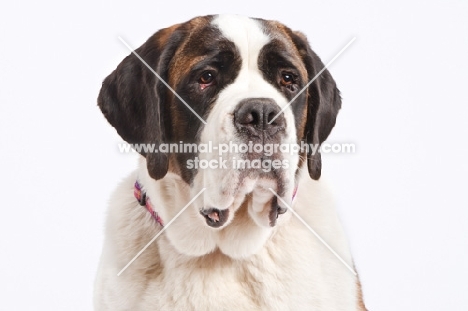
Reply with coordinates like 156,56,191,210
280,72,295,86
198,71,215,85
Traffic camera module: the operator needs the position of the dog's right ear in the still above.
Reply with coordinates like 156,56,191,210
98,26,182,180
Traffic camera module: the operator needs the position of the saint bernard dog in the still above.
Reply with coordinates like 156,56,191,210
94,14,366,310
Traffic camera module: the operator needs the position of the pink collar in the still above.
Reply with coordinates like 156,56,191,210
134,181,298,227
134,181,164,226
292,185,299,202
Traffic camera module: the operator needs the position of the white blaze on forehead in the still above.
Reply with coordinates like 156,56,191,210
212,15,270,74
210,14,287,110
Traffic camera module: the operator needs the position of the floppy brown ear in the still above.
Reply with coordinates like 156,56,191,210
290,32,342,180
98,26,182,180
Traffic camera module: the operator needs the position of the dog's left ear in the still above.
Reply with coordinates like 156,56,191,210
290,32,342,180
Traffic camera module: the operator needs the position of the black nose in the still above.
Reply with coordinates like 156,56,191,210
234,98,285,137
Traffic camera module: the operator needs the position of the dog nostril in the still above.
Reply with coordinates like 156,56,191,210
251,111,260,125
267,111,277,125
239,111,258,125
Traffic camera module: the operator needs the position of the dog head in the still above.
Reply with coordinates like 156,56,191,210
98,15,341,258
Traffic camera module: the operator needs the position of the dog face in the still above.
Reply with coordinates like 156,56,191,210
99,15,341,258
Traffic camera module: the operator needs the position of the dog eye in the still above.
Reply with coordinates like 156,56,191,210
199,71,215,85
280,72,295,86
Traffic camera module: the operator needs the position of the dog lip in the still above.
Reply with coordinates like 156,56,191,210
269,198,288,227
200,208,230,228
277,205,287,215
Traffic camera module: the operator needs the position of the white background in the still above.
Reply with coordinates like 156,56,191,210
1,0,467,310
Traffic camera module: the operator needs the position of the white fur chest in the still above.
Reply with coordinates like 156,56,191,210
94,171,360,311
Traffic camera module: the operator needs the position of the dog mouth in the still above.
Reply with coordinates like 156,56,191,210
199,208,230,228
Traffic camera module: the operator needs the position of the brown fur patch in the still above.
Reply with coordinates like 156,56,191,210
260,20,308,81
356,278,367,310
155,23,182,47
168,16,214,87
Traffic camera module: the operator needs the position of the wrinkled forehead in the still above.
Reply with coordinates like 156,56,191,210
169,15,307,85
215,16,307,78
213,15,304,65
212,15,270,63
